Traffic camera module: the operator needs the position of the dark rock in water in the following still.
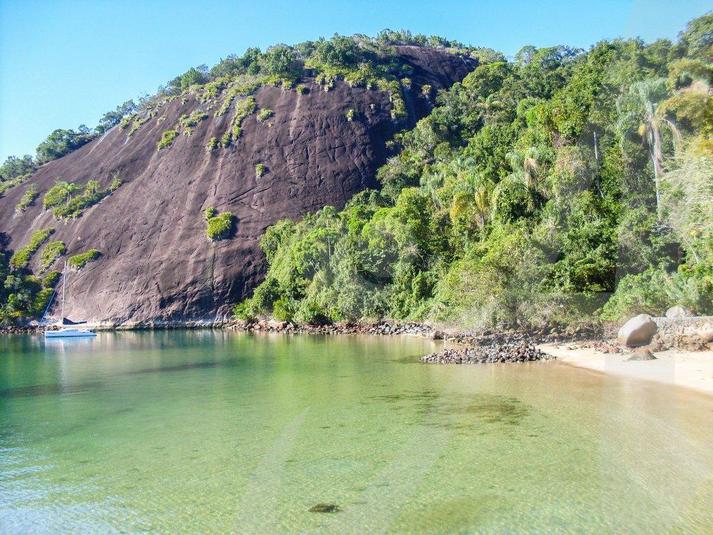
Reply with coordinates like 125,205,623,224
627,348,657,361
422,342,554,364
309,503,341,513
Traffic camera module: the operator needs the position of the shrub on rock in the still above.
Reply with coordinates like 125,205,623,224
205,209,235,241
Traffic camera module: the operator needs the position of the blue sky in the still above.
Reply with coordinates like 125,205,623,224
1,0,710,161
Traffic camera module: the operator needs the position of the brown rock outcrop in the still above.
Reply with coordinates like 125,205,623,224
0,47,475,324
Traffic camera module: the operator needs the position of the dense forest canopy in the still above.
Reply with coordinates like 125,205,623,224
235,14,713,329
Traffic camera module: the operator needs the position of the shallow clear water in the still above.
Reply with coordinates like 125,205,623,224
1,331,712,534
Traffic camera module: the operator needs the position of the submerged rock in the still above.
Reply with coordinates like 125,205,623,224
618,314,658,347
309,503,341,513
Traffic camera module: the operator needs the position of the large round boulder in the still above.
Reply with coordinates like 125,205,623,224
618,314,658,347
665,305,694,319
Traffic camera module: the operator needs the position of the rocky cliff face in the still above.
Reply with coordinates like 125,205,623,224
0,47,475,324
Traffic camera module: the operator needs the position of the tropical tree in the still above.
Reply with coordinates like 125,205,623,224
96,100,137,133
616,78,680,218
0,155,35,181
35,126,96,164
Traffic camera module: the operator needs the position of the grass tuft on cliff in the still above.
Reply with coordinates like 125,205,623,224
68,249,101,270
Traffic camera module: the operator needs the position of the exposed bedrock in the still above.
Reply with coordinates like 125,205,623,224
0,47,476,324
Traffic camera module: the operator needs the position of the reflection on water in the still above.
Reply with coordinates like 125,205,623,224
1,331,712,534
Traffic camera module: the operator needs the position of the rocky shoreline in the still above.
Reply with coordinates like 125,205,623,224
227,318,601,343
0,319,601,367
228,319,602,365
0,325,41,335
6,315,710,367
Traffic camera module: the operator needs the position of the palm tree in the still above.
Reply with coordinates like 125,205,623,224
472,187,492,230
449,185,493,237
492,147,543,214
616,78,680,219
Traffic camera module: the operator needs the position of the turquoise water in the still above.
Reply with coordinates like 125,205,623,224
1,331,712,534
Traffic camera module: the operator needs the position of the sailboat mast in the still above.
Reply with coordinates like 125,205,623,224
61,261,67,321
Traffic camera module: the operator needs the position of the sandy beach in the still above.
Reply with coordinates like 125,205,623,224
539,343,713,396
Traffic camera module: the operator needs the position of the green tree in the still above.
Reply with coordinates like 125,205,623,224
260,45,299,78
0,155,35,181
96,100,137,133
617,78,679,218
35,126,95,164
680,12,713,60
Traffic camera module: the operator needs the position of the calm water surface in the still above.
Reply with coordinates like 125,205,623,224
1,331,712,534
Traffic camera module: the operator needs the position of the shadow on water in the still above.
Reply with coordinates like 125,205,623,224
368,390,531,427
123,359,240,376
0,381,104,399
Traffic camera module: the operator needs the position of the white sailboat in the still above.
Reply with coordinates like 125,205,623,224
44,262,97,338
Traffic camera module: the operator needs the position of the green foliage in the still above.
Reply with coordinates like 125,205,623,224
600,266,712,319
255,163,266,178
214,76,263,117
97,99,137,133
68,249,101,270
167,65,209,93
109,175,123,192
257,108,274,122
221,96,256,147
36,126,95,164
0,232,66,323
179,111,208,131
205,209,235,241
15,184,38,213
43,270,61,288
680,12,713,60
0,155,35,182
206,137,219,151
39,240,66,272
0,173,30,196
127,115,150,137
260,45,299,78
10,228,55,270
234,15,713,330
44,178,121,219
43,181,79,209
157,129,179,150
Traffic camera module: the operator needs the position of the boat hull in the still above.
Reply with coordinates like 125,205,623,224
44,329,97,338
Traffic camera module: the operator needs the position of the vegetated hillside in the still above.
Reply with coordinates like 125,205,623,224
0,44,476,324
237,14,713,329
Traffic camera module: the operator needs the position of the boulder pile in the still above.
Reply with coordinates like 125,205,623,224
231,319,438,337
421,342,553,364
